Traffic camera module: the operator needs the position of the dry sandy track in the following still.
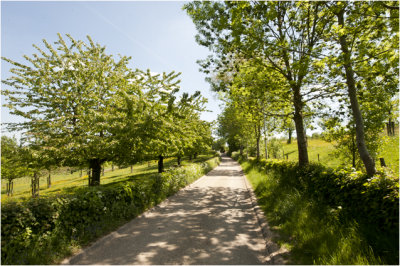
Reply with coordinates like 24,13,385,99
62,155,286,265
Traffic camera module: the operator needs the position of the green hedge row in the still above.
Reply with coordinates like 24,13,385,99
233,154,398,233
1,156,220,265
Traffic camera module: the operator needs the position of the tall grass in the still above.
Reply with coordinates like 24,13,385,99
242,161,391,265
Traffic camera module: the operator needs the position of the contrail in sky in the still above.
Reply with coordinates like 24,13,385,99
82,2,172,70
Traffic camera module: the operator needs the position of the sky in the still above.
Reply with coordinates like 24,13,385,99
1,0,221,139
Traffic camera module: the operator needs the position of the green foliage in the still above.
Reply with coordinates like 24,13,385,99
267,138,283,159
2,34,213,185
235,155,398,264
1,136,27,186
1,156,220,265
185,1,399,174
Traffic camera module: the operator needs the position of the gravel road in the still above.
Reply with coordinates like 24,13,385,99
62,155,286,265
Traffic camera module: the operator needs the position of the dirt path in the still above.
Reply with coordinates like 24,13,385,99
62,155,286,265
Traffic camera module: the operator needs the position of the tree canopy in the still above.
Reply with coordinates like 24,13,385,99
2,34,213,185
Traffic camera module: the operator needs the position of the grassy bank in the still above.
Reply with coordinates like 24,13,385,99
236,155,398,265
1,155,221,265
1,155,213,202
279,136,399,175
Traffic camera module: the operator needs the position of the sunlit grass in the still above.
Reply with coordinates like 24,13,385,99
1,155,212,202
280,136,399,174
378,135,399,175
281,139,339,168
242,160,387,265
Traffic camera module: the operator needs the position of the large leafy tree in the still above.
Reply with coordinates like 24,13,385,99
228,58,292,159
2,34,138,185
184,1,334,166
324,1,399,175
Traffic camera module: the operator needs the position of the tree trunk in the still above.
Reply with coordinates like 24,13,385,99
264,135,268,159
337,9,376,176
352,132,356,168
89,159,102,186
293,86,309,166
130,165,133,173
240,145,244,156
392,122,395,136
189,154,192,161
112,163,114,171
255,124,261,160
177,156,181,166
158,155,164,173
194,153,198,159
6,181,13,196
31,172,40,197
47,169,51,188
287,128,293,144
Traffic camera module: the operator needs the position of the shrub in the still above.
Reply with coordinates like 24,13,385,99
1,156,220,264
241,156,399,264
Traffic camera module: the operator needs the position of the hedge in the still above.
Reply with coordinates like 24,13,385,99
1,156,220,265
233,153,399,233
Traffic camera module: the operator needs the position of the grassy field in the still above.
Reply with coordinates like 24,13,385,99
1,155,213,202
279,135,398,175
281,138,339,168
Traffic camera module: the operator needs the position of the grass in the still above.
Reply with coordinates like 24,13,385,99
281,138,339,168
241,160,389,265
379,135,399,175
278,135,398,175
1,155,213,202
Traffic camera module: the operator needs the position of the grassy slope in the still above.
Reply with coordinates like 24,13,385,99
241,160,387,265
379,135,399,174
282,138,339,168
1,155,212,202
281,136,398,175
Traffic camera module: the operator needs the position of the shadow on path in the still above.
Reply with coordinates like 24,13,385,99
64,155,285,265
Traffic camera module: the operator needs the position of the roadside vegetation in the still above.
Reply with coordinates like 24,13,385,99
1,155,220,265
234,153,398,265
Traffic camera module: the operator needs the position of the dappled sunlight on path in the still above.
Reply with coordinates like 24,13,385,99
63,155,285,265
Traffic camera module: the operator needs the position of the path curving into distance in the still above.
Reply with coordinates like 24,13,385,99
62,155,287,265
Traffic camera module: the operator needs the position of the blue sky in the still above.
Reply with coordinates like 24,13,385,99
1,1,221,138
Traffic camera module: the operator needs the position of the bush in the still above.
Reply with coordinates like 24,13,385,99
1,156,220,264
250,158,399,232
240,156,399,264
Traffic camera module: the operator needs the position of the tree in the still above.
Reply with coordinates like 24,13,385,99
184,1,334,166
325,1,399,175
2,34,137,186
1,136,26,196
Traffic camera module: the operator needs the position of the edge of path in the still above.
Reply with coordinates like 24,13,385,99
61,158,222,265
239,158,290,265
